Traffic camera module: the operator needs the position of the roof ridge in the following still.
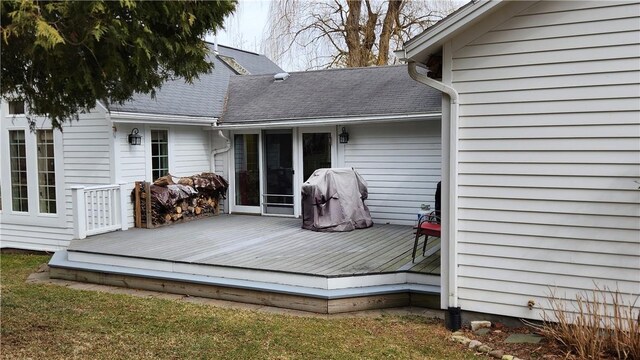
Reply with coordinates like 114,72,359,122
229,64,408,79
287,64,406,75
203,41,263,56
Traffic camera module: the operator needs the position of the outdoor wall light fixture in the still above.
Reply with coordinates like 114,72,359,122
339,127,349,144
128,128,142,145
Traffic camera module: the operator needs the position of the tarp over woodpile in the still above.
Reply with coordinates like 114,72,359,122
301,168,373,232
151,172,228,210
133,173,229,227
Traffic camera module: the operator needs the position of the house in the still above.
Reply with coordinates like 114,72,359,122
3,0,638,325
217,65,442,225
38,65,445,316
0,43,282,251
398,0,639,326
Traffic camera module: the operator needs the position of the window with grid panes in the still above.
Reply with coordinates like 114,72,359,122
9,130,28,211
37,130,56,213
151,130,169,180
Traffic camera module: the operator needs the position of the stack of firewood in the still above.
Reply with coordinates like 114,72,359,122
134,172,228,228
160,196,218,223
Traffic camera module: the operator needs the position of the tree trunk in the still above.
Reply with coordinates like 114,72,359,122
345,0,363,67
377,0,403,66
361,0,378,66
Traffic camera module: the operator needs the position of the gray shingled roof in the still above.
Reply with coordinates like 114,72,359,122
109,44,282,118
221,65,441,124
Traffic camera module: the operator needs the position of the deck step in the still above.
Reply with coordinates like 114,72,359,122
49,250,441,314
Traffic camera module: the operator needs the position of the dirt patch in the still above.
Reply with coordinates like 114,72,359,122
456,323,578,360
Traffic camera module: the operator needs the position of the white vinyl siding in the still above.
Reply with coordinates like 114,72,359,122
341,120,441,226
118,124,212,228
117,123,147,229
1,103,111,250
449,0,640,320
62,107,113,238
0,223,73,251
171,127,211,177
212,130,229,213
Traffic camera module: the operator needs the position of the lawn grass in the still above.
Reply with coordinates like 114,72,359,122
1,254,478,359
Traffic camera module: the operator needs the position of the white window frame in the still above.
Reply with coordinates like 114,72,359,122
145,127,173,182
36,129,57,214
228,130,262,214
0,102,65,227
8,129,29,213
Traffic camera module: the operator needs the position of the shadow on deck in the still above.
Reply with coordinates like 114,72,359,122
49,215,442,313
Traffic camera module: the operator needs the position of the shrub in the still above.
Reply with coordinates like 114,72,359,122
527,286,639,359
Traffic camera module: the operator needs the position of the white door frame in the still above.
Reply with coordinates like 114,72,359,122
261,128,296,217
294,126,337,217
228,130,262,214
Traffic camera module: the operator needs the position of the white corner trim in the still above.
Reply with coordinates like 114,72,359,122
215,113,441,130
110,111,218,126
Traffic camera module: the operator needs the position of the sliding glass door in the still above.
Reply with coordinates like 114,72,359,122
231,128,334,217
233,133,260,213
262,130,294,215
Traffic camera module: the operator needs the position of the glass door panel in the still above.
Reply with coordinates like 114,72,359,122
234,134,260,207
263,130,294,215
302,133,331,181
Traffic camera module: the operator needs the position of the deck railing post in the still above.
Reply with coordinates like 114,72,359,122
119,182,129,231
71,185,87,239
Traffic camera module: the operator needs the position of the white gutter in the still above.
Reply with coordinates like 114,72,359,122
408,62,459,309
215,113,441,130
210,129,231,172
110,111,218,126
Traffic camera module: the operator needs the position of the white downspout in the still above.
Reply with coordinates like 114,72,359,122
408,62,460,310
211,130,231,172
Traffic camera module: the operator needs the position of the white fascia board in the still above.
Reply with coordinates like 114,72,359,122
403,0,504,62
110,111,218,126
214,113,441,130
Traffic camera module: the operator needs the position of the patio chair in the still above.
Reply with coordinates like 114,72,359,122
412,182,441,263
412,211,441,262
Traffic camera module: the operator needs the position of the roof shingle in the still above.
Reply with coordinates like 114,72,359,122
109,44,282,118
221,65,441,124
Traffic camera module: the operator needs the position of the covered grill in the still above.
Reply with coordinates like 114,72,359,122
301,168,373,232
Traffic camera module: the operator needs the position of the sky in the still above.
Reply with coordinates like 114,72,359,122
205,1,270,55
205,0,466,72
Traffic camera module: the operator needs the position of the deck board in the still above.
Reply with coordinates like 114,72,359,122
68,215,440,277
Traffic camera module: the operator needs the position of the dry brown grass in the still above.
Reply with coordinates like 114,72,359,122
527,286,640,360
2,254,481,360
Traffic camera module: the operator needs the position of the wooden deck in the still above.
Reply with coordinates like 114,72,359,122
51,215,441,313
67,214,440,277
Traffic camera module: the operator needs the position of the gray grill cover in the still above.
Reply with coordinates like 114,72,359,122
301,168,373,232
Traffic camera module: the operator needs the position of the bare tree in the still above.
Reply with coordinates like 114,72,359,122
264,0,461,70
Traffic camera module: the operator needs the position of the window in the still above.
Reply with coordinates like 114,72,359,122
8,101,25,115
151,130,169,180
9,130,28,212
37,130,56,214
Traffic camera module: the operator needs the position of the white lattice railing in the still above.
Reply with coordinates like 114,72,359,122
71,183,129,239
